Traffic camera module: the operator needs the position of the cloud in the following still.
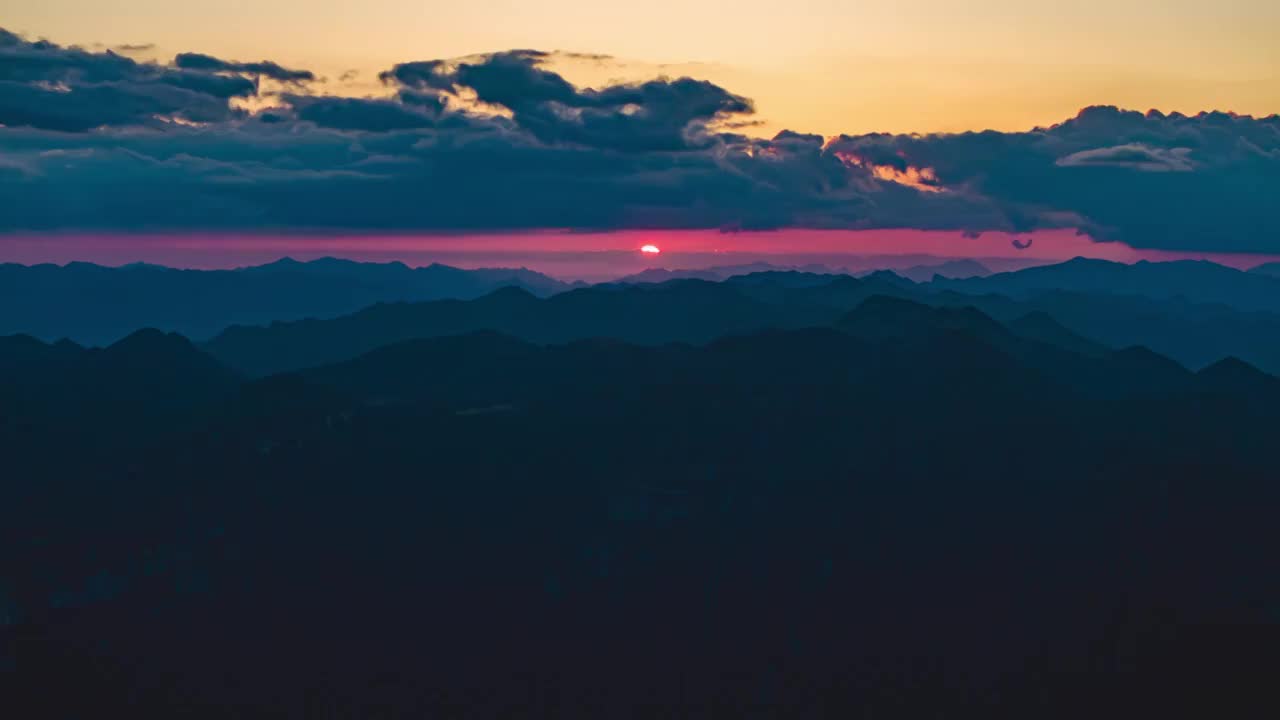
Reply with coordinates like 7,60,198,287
822,106,1280,250
173,52,315,84
0,78,246,131
282,94,445,131
0,29,266,130
2,28,1279,252
1056,144,1195,172
380,50,753,151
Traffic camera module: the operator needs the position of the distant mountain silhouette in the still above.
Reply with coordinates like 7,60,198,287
1005,311,1109,358
1247,261,1280,278
204,279,818,376
0,258,574,345
836,296,1233,399
932,257,1280,313
277,296,1271,413
921,286,1280,373
202,265,1280,377
780,264,1280,373
838,295,1013,344
1196,355,1280,396
11,256,1280,375
616,259,991,285
616,262,851,284
859,258,991,283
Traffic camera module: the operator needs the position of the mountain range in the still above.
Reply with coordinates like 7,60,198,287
4,256,1280,716
933,257,1280,313
0,257,574,345
10,255,1280,375
194,262,1280,377
3,291,1277,717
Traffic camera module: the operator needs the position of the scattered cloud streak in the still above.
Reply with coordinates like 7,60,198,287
2,28,1278,252
173,52,315,84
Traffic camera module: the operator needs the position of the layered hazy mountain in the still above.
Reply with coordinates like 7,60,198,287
615,259,994,285
190,260,1280,377
3,291,1277,717
932,257,1280,313
0,258,575,345
6,258,1280,718
11,256,1280,376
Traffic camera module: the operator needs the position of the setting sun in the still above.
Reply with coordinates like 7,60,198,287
640,244,661,254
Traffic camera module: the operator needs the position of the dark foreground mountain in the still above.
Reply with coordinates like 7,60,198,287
0,258,573,345
3,300,1278,717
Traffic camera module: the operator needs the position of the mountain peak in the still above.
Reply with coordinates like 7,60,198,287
1007,311,1108,357
862,269,910,283
1197,356,1279,391
480,285,540,302
1109,345,1191,379
840,296,1009,346
102,328,207,361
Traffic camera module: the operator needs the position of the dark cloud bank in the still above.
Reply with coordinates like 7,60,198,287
2,28,1278,252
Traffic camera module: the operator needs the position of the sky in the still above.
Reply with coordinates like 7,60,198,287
7,0,1279,136
1,5,1279,274
5,229,1276,282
